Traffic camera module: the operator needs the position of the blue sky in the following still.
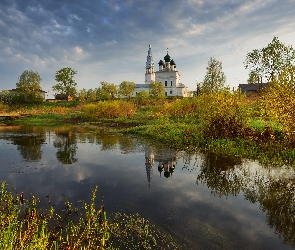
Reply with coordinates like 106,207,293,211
0,0,294,98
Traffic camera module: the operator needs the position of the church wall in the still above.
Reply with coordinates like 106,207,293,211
155,70,181,88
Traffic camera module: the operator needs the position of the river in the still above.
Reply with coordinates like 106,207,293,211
0,125,294,249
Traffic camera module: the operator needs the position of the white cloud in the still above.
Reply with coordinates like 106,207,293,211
0,0,294,93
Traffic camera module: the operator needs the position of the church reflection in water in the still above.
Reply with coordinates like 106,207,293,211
144,146,178,186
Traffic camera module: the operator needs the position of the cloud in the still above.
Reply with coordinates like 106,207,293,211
0,0,294,97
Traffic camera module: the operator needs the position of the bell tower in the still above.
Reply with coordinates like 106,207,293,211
145,45,155,84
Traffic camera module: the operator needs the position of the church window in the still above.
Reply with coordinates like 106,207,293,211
165,81,167,86
170,90,173,94
165,92,167,96
171,81,173,86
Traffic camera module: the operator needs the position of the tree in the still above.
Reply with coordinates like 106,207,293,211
0,90,13,104
247,71,261,84
77,88,87,102
119,81,136,99
135,91,150,104
52,67,78,98
16,70,43,103
244,36,295,83
149,81,165,98
100,81,117,100
86,88,97,101
260,65,295,130
201,57,226,93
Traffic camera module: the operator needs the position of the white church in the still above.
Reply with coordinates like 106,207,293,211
133,45,189,97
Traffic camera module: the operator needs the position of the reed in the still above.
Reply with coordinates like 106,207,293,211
0,182,180,249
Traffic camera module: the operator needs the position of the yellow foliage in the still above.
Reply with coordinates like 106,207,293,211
83,100,136,119
0,103,9,113
162,98,199,118
197,90,252,138
260,66,295,130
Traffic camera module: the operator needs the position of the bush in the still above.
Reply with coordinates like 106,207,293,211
83,100,136,119
260,67,295,130
0,103,9,113
197,90,251,139
161,98,199,118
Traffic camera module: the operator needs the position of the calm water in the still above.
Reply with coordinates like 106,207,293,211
0,125,294,249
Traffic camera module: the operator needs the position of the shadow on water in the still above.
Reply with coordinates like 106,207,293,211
0,125,295,249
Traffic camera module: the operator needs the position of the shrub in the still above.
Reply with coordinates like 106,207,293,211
0,103,9,113
260,66,295,130
161,98,199,118
83,100,136,119
197,90,251,139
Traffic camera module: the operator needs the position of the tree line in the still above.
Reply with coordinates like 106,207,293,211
0,66,167,104
1,36,294,104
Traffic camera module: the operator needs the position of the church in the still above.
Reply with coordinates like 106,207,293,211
133,45,189,97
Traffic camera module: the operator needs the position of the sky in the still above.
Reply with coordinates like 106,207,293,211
0,0,295,98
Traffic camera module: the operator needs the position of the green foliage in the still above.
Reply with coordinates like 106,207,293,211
149,81,165,98
135,91,150,105
200,57,227,94
0,182,181,249
244,36,295,83
0,90,10,104
86,88,97,101
119,81,136,99
77,88,88,102
247,71,261,84
53,67,78,97
16,70,44,103
77,88,96,102
100,81,118,100
83,100,136,119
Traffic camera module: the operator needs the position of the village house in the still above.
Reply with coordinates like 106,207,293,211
8,88,47,101
238,83,269,98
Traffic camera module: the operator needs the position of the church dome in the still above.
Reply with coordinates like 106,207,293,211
164,53,171,62
158,60,164,66
170,59,176,65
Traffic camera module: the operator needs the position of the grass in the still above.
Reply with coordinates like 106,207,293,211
0,182,181,249
2,94,295,166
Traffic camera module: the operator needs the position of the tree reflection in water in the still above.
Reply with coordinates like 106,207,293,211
2,126,46,162
1,126,295,247
196,153,295,247
196,154,243,197
40,125,295,249
53,128,78,164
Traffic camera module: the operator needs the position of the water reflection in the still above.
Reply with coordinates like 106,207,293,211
53,128,78,164
0,126,294,249
196,154,243,197
144,146,178,187
0,126,46,161
196,153,295,247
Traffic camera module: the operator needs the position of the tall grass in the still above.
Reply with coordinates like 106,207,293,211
83,100,136,119
0,182,180,249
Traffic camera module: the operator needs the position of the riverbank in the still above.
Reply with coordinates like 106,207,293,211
1,93,295,166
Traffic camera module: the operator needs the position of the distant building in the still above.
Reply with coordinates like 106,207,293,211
46,94,73,102
8,88,47,101
238,83,269,97
133,45,189,97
